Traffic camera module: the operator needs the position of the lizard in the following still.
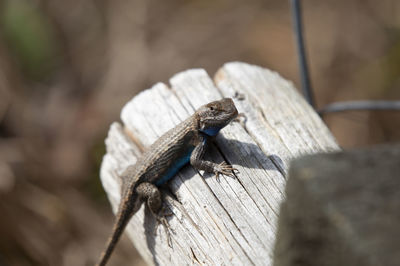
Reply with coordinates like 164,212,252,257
96,98,239,266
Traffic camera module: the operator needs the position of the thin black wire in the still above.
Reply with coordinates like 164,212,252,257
318,100,400,115
290,0,400,115
290,0,315,109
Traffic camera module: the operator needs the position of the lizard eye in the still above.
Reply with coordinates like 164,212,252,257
209,106,214,111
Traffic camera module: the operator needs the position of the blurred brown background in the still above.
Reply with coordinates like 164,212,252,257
0,0,399,265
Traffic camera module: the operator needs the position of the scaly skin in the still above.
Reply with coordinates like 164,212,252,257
97,98,238,266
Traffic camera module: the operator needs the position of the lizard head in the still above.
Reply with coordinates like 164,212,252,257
196,98,238,136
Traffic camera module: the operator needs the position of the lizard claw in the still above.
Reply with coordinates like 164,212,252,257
154,207,174,247
214,161,238,182
233,113,247,127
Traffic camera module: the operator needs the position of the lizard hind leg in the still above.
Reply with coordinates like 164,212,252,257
135,182,173,246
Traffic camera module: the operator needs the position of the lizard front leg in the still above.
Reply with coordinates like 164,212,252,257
190,139,238,181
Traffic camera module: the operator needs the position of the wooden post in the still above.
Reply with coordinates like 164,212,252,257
274,144,400,266
100,62,339,265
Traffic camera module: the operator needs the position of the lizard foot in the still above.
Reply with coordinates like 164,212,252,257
233,113,247,127
153,207,174,247
214,161,239,182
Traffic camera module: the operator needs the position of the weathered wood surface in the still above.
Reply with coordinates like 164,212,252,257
274,145,400,266
100,62,339,265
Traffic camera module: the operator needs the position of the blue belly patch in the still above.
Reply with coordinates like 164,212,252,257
155,147,195,186
200,126,222,136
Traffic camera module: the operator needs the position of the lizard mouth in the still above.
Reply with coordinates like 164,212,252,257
221,98,238,115
227,99,239,120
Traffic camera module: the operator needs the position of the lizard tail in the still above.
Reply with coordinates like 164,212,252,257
96,195,138,266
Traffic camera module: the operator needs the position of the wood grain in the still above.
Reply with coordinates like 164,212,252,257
100,62,339,265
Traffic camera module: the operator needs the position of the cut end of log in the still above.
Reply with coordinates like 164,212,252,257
100,62,339,265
